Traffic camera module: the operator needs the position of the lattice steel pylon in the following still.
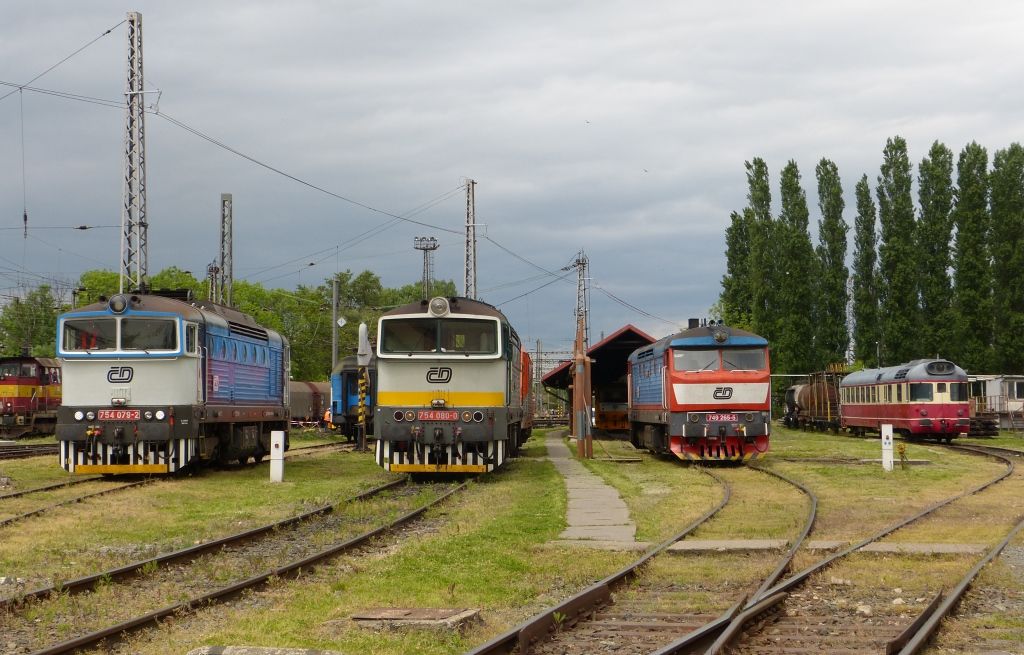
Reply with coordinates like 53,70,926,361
414,236,439,299
120,11,147,294
464,179,477,299
220,193,233,306
563,250,590,348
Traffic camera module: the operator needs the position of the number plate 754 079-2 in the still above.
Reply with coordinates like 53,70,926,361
707,413,738,422
97,409,140,421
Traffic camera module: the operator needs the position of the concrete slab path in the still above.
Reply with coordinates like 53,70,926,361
547,433,637,545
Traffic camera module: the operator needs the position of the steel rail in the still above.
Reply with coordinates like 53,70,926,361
645,465,819,655
0,479,153,530
464,468,732,655
0,444,59,460
0,476,98,501
690,443,1015,655
0,477,406,610
28,480,466,655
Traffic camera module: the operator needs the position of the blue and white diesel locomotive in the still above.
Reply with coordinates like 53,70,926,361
56,291,290,474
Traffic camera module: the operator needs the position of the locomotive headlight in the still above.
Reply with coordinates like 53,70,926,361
428,297,450,317
472,411,484,423
919,409,928,417
405,410,416,421
108,294,129,314
394,410,405,422
144,411,154,420
85,411,95,420
462,411,472,422
745,413,754,421
155,410,166,420
688,413,700,423
74,411,84,421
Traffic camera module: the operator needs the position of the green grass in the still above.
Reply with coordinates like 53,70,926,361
0,449,396,586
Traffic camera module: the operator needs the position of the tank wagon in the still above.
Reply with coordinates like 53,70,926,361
0,356,62,438
839,359,970,441
288,380,329,427
782,371,842,431
329,352,376,440
56,291,290,474
373,296,532,474
628,321,771,461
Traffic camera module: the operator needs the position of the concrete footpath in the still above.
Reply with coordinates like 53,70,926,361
546,432,638,547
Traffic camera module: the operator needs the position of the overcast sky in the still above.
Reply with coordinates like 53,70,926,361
2,1,1023,361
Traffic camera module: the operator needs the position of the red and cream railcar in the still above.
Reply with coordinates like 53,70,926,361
839,359,970,441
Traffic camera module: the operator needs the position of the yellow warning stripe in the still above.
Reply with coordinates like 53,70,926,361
377,391,504,406
75,464,168,474
389,463,488,473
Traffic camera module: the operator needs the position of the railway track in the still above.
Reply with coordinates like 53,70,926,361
0,479,154,529
467,466,817,655
2,477,462,655
683,444,1018,654
0,443,59,460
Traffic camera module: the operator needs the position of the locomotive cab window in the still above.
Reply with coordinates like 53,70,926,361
951,382,968,401
63,318,117,351
721,348,766,371
910,383,933,402
0,362,17,378
673,349,719,372
122,318,177,351
442,319,498,354
185,324,198,355
380,318,438,353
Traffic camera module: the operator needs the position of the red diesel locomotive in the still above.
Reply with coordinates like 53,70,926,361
0,356,62,438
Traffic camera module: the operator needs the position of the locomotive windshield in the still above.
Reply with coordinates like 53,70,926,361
62,317,178,352
380,317,498,355
672,347,766,372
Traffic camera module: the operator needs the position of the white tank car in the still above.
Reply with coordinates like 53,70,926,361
373,296,531,474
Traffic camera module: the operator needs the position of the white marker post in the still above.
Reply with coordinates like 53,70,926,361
270,430,285,482
881,424,894,472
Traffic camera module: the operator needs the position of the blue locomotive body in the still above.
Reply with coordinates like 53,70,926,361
56,291,290,474
329,353,376,439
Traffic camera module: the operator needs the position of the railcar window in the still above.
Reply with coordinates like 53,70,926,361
673,349,719,371
937,383,946,393
0,363,18,377
721,348,766,371
122,319,177,351
896,385,903,402
951,382,968,401
63,318,116,351
186,325,197,354
441,319,498,354
380,318,438,353
909,383,933,401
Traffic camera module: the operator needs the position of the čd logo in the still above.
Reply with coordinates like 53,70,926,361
426,367,452,383
712,386,733,400
107,366,134,383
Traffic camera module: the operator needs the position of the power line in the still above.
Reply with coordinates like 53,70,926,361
0,18,125,104
592,281,677,326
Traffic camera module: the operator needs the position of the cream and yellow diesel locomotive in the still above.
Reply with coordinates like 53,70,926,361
373,296,532,474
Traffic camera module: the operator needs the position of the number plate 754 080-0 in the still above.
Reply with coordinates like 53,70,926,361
707,413,738,422
417,410,459,422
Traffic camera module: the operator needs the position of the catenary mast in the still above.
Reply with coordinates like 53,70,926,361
120,11,148,293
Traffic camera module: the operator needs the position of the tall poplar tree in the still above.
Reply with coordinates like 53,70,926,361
951,142,993,372
876,136,918,366
989,143,1024,373
745,158,779,343
775,160,818,373
916,141,955,358
851,175,880,366
814,158,849,365
720,208,754,328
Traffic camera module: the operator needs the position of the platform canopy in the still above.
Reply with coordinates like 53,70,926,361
542,324,657,389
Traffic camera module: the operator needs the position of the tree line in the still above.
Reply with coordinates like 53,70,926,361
719,136,1024,376
0,268,455,380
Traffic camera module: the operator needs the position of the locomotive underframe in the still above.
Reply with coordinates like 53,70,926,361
374,405,527,473
56,404,288,474
629,408,770,461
